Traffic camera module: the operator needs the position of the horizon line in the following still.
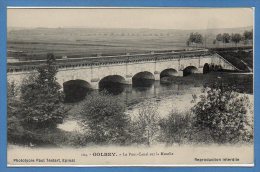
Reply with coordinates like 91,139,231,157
7,25,253,31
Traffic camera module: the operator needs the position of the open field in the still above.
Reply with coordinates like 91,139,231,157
7,27,252,60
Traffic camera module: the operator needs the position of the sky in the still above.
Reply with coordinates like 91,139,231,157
7,8,253,30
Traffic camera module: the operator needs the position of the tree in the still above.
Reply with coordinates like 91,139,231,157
216,34,223,47
213,39,216,45
80,92,130,145
222,33,231,46
20,53,66,129
231,33,242,46
243,30,253,44
216,34,223,42
186,40,190,47
191,82,253,143
187,32,203,47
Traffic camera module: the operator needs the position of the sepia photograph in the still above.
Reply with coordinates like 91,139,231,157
6,7,254,166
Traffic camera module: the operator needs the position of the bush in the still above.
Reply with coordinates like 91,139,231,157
7,81,26,144
80,91,130,145
159,111,193,145
65,131,89,147
129,103,160,146
191,82,253,143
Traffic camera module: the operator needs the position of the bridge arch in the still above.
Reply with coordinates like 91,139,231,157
132,71,155,87
63,79,92,103
160,68,178,78
99,75,126,95
132,71,155,80
183,66,198,76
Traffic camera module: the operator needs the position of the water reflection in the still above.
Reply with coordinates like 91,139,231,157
132,79,154,91
98,78,156,95
99,81,125,95
63,80,92,103
65,73,253,106
97,77,193,106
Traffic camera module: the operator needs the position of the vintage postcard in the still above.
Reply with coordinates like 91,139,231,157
7,7,254,166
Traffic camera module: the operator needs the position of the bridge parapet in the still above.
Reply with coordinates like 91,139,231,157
7,49,239,90
7,49,211,73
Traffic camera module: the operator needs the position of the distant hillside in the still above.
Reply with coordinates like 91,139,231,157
192,26,253,34
7,26,253,60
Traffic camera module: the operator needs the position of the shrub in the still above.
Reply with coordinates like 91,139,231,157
65,131,89,147
159,111,193,145
130,103,160,146
80,91,130,145
7,81,25,144
191,82,253,143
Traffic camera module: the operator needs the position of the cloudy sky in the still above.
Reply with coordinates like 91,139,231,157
7,8,253,30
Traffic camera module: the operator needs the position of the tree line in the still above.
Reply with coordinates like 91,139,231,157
186,30,253,48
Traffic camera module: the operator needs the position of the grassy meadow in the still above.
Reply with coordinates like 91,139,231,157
7,27,252,60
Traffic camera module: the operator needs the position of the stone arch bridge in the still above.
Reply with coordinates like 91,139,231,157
7,49,238,91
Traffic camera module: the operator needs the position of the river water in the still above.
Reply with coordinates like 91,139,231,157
58,73,254,132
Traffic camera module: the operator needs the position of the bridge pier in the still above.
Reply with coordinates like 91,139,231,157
178,71,184,76
154,74,160,80
91,78,100,90
125,75,133,85
154,71,160,80
91,82,99,90
197,68,203,73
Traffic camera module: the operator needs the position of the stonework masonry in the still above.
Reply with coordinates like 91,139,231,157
7,52,237,89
